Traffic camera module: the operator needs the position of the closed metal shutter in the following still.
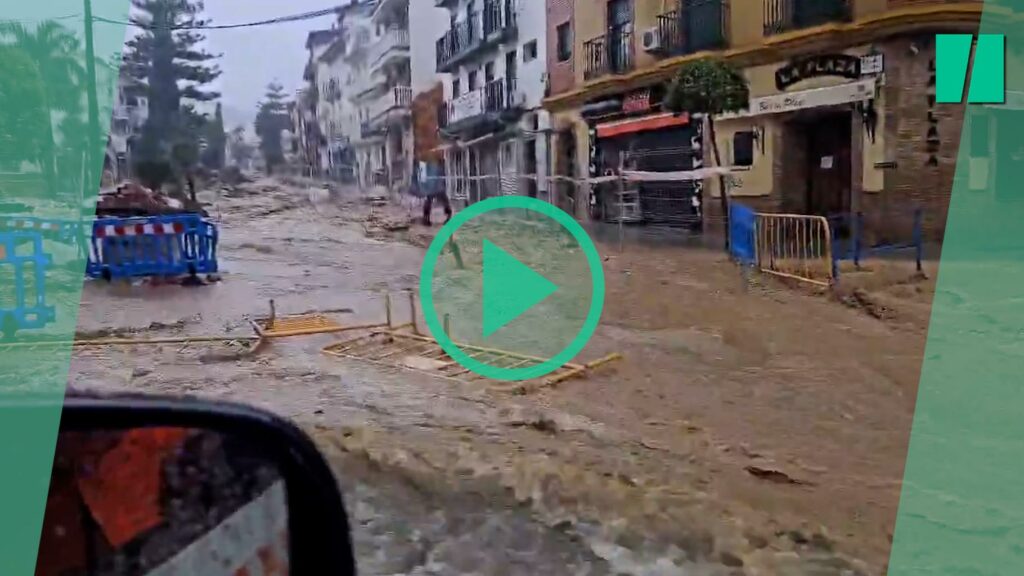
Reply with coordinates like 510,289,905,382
596,125,702,228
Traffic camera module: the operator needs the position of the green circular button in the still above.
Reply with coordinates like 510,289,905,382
420,196,605,382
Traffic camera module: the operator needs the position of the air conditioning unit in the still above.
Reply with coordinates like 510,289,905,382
642,27,663,53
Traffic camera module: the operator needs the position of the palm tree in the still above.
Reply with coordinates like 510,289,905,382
0,20,87,194
0,21,86,113
0,44,48,172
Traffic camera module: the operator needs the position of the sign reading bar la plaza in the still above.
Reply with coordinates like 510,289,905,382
749,78,877,116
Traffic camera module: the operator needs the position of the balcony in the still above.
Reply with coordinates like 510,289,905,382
656,0,729,57
366,85,413,128
438,78,521,134
763,0,850,36
435,1,517,73
369,27,410,75
436,15,479,73
583,26,634,81
361,122,383,140
482,0,517,42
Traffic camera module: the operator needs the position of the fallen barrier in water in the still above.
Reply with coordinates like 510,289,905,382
86,214,219,282
321,293,623,394
4,293,623,392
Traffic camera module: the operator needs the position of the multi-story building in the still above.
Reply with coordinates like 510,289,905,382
303,28,342,177
545,0,983,240
334,0,414,191
435,0,550,204
103,70,149,184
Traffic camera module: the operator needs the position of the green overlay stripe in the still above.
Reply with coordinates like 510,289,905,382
890,1,1024,574
0,1,127,573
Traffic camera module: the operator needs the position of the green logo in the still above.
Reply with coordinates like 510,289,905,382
936,34,1005,104
419,196,606,382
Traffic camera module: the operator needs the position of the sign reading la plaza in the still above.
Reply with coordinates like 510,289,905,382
775,54,862,90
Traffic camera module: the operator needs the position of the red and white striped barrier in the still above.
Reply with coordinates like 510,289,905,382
94,222,185,238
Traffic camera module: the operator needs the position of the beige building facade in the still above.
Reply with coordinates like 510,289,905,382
545,0,983,241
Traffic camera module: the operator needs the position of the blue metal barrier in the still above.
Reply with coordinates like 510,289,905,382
0,232,56,337
829,209,923,273
729,202,757,265
86,214,219,281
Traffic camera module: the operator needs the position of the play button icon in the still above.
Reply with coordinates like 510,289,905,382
420,196,606,382
482,239,559,338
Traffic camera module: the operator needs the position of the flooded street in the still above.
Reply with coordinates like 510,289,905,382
68,177,932,575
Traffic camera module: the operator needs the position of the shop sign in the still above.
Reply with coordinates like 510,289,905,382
450,90,484,124
622,89,652,114
750,78,876,116
775,54,862,91
860,53,884,76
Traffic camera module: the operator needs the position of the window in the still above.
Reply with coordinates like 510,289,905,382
468,69,479,91
556,23,572,62
485,62,495,83
733,131,755,167
524,40,538,62
452,78,461,98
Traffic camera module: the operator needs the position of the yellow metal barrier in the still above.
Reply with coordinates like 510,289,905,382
755,213,834,287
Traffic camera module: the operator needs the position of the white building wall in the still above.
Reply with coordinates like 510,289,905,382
437,0,551,200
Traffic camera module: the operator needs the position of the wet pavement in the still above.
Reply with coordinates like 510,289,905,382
65,176,929,575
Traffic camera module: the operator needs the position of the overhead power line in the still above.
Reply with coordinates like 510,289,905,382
93,6,343,31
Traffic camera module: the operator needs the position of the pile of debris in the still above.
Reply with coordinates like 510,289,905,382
92,181,208,218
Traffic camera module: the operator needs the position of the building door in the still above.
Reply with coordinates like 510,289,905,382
805,113,852,217
523,139,538,198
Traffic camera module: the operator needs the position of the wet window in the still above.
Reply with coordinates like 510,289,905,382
524,40,538,62
733,131,755,166
557,23,572,62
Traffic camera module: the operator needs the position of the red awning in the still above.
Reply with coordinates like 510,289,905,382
596,112,690,138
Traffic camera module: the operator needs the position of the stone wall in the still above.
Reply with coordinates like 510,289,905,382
873,36,965,243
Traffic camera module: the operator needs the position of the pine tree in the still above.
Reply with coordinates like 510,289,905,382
254,82,290,175
123,0,221,166
201,102,226,169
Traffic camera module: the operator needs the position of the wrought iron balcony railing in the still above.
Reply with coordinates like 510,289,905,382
583,26,634,81
436,14,479,73
763,0,850,36
656,0,729,57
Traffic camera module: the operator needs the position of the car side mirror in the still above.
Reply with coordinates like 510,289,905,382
34,394,356,576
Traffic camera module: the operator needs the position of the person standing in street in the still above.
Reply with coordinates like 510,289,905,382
417,161,452,227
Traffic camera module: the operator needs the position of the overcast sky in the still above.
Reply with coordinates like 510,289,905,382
197,0,342,129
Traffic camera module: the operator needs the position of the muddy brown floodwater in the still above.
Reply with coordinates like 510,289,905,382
70,176,936,575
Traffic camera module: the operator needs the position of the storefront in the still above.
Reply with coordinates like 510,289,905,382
581,86,703,230
708,38,964,242
710,52,884,220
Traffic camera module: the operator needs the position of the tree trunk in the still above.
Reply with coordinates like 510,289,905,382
707,115,730,252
